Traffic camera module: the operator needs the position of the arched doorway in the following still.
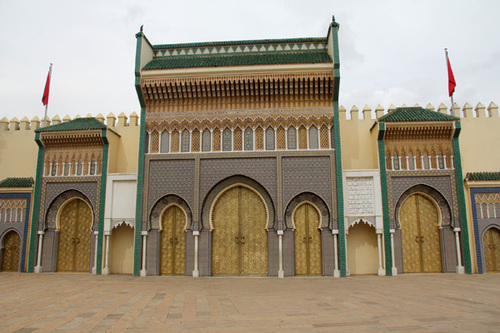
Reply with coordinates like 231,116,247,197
347,222,378,275
109,224,134,274
1,231,20,272
211,185,267,276
484,228,500,273
294,202,322,276
160,205,186,275
399,193,442,273
57,198,92,272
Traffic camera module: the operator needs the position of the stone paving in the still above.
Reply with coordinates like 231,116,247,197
1,273,500,332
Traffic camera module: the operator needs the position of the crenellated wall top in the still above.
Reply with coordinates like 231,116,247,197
0,102,498,131
0,112,140,132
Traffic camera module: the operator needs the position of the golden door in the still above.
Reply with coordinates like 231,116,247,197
484,228,500,272
160,205,186,275
294,203,322,276
57,199,92,272
212,186,267,276
400,194,442,273
1,231,20,272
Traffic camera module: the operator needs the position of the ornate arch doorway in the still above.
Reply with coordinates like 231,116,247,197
484,228,500,273
57,198,92,272
211,185,268,276
160,205,186,275
293,202,322,276
399,193,442,273
1,231,20,272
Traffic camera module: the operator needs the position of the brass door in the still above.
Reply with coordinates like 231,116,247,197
212,186,267,276
484,228,500,272
1,231,20,272
57,199,92,272
160,205,186,275
400,194,442,273
294,203,322,276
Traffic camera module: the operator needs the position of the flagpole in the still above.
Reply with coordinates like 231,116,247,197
42,63,53,127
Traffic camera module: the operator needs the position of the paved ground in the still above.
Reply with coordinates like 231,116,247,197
0,273,499,332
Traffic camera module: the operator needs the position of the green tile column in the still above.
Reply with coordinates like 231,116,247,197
330,17,346,277
95,130,109,275
377,123,393,276
452,121,472,274
133,29,147,277
27,132,44,272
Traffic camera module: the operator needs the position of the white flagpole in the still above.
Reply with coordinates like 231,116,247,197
43,63,53,128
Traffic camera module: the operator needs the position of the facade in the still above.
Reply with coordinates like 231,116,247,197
1,18,500,276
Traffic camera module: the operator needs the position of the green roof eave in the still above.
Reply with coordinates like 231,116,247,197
378,107,459,123
465,172,500,182
153,37,328,50
35,117,108,133
142,51,332,70
0,177,34,188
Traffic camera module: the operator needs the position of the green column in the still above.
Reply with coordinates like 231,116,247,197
27,133,44,272
377,123,393,276
452,121,472,274
95,130,109,275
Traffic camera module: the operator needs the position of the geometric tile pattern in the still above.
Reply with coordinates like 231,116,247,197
282,156,333,224
387,171,457,229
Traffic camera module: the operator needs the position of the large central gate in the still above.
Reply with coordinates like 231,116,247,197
400,193,442,273
57,199,92,272
211,185,267,276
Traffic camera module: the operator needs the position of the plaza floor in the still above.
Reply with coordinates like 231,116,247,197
0,272,499,332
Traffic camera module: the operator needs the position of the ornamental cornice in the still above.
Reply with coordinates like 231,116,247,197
384,122,454,141
41,130,104,147
141,72,334,101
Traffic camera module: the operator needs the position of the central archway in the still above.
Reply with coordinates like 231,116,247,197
57,198,92,272
399,193,442,273
211,185,268,276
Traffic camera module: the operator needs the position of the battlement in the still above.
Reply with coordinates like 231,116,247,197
339,102,498,121
0,112,140,132
1,103,498,131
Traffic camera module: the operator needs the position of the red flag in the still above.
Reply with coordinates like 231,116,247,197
42,64,52,106
446,52,456,97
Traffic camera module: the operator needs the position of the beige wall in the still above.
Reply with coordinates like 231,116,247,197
347,222,379,275
0,120,38,181
109,224,134,274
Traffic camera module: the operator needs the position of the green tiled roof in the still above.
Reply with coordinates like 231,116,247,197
143,51,332,70
153,37,328,50
465,172,500,181
0,177,34,188
35,118,107,133
378,107,459,122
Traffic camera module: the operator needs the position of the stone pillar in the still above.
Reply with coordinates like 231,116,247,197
102,232,110,275
377,230,385,276
193,230,200,277
34,231,45,273
277,230,284,278
140,231,148,277
454,227,465,274
332,230,340,277
92,231,99,274
390,229,397,276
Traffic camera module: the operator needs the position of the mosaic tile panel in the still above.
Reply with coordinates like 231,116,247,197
387,171,457,229
40,179,100,232
146,159,195,221
282,156,333,220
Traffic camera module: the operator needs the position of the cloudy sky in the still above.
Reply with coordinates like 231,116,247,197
1,0,499,122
